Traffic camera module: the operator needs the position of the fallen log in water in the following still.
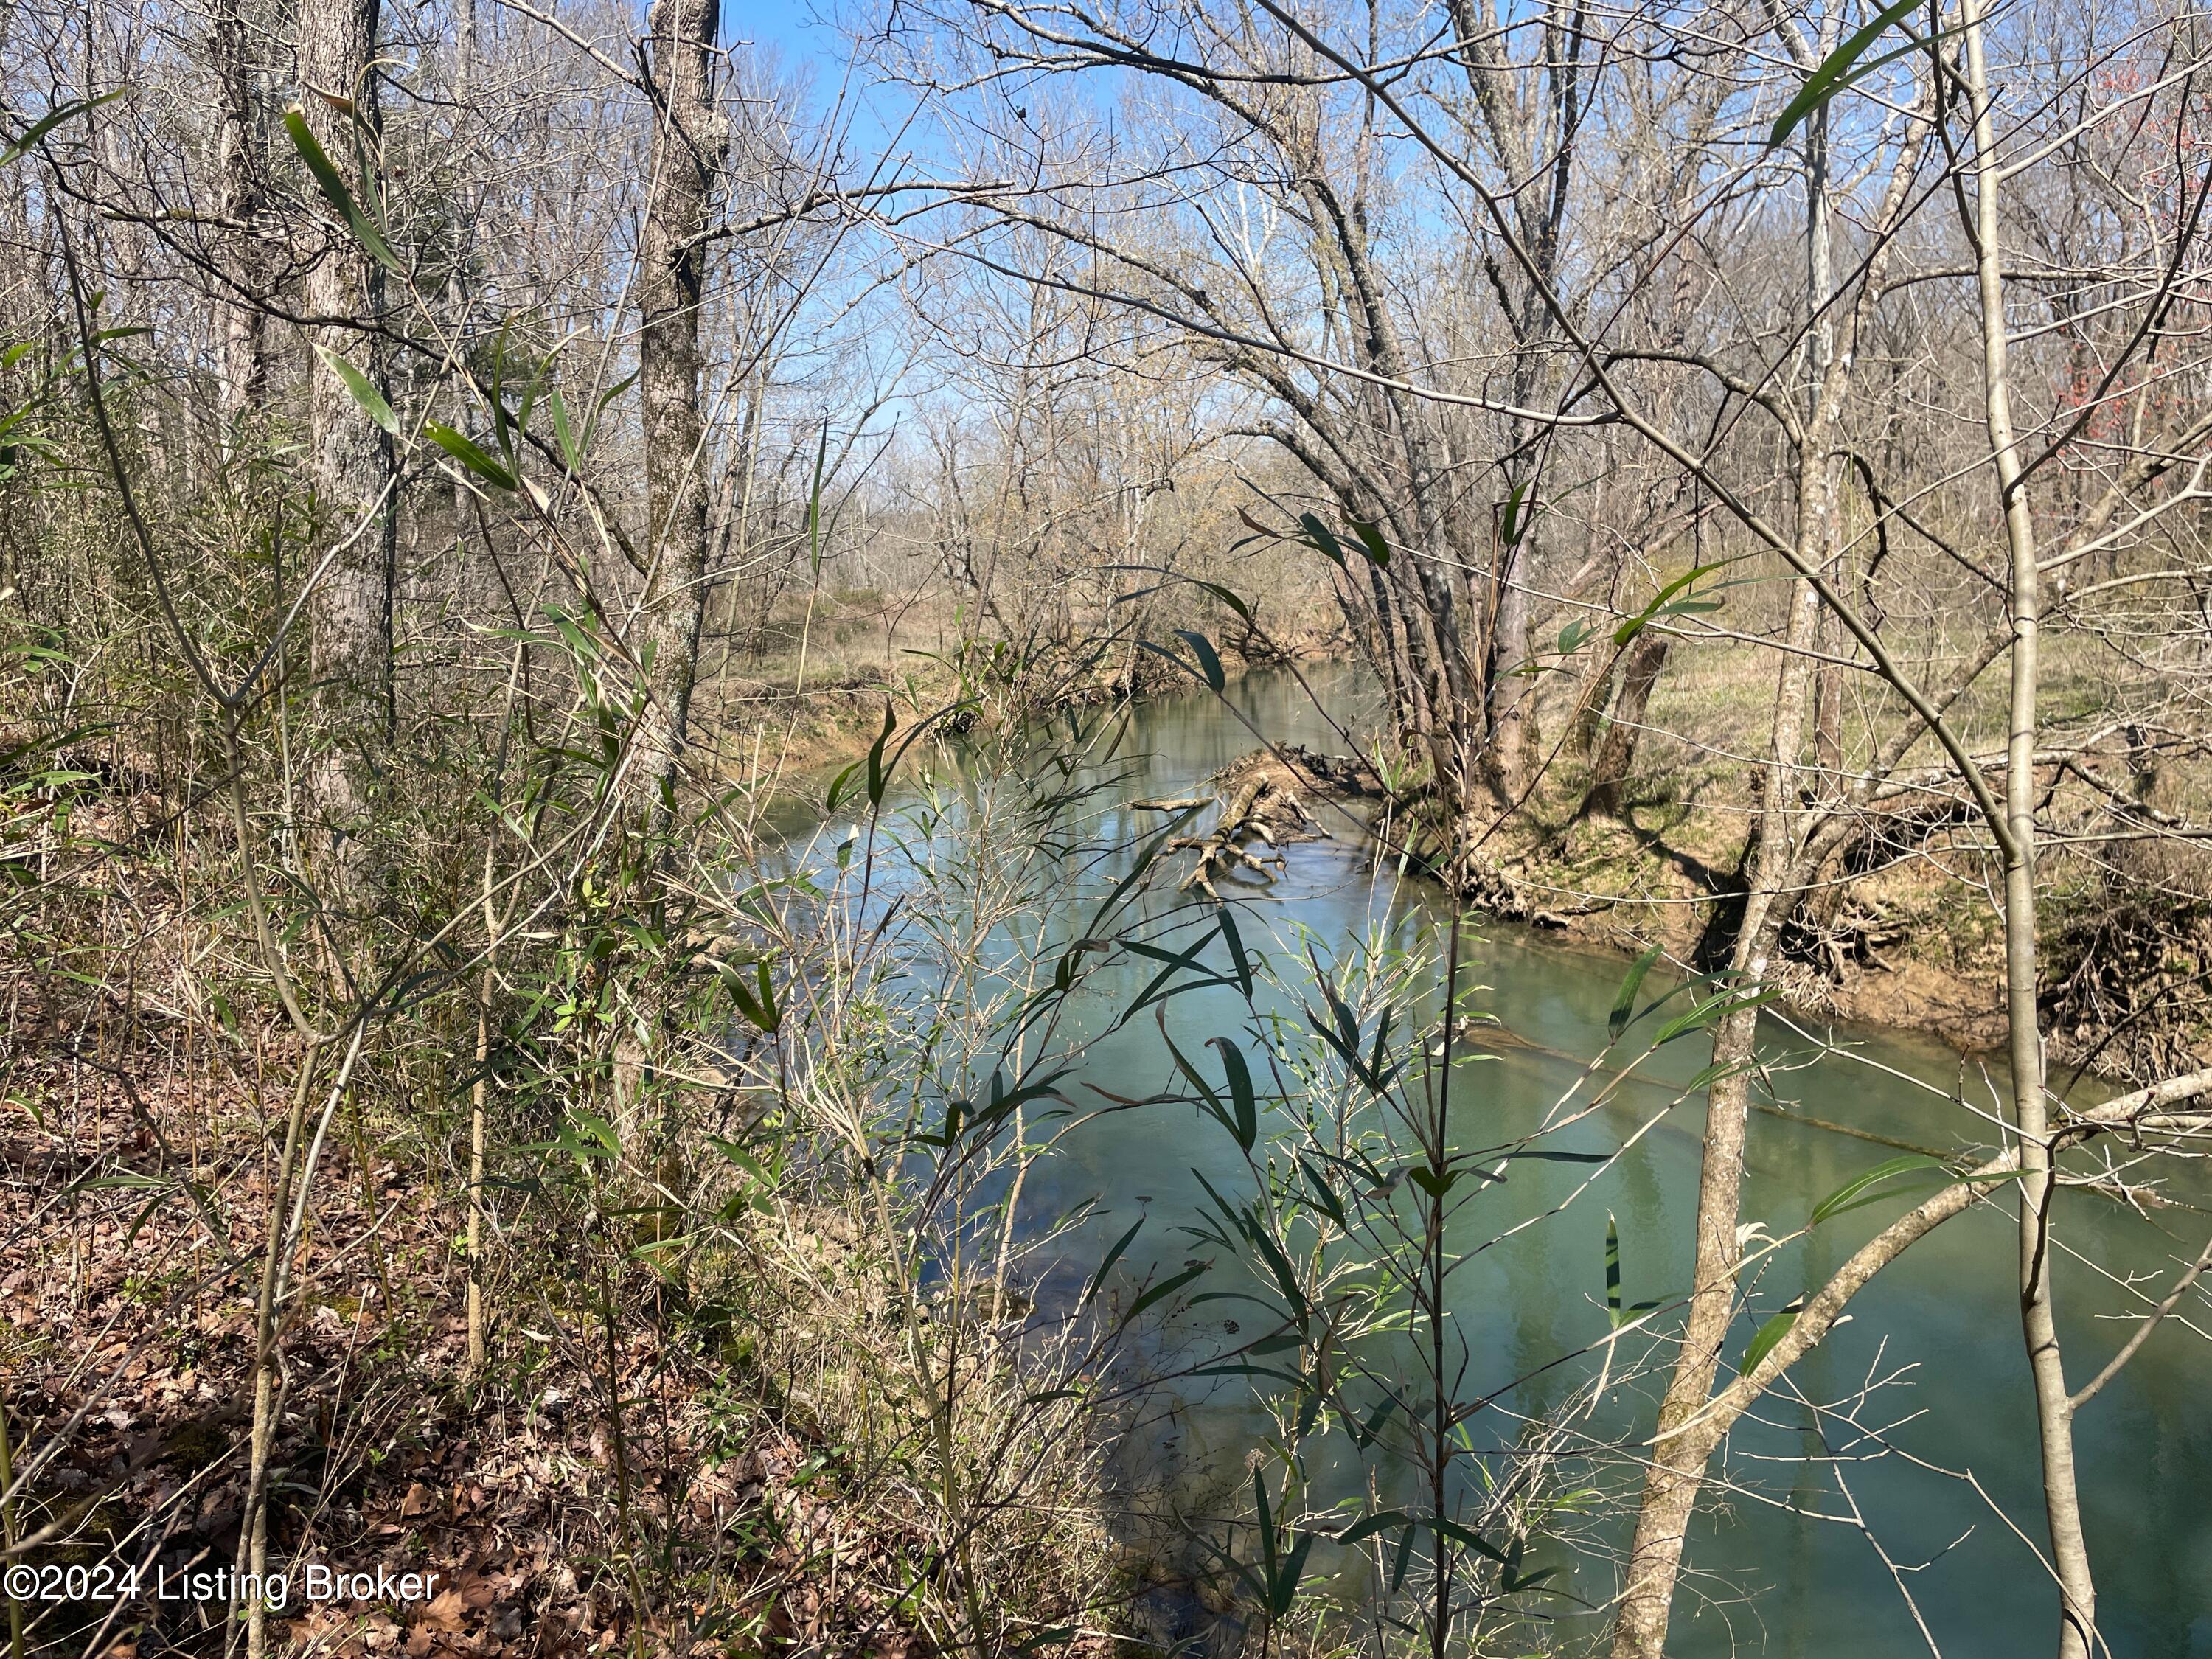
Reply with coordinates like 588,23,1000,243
1134,748,1348,897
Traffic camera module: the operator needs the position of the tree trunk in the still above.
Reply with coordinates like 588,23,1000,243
213,0,267,422
1581,630,1671,819
299,0,394,878
636,0,724,802
1603,69,1941,1649
1804,91,1846,796
1962,0,2098,1646
1812,650,1844,779
1612,170,1850,1640
1608,566,1823,1659
1486,546,1535,799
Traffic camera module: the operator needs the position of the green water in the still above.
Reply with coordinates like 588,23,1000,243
793,667,2212,1657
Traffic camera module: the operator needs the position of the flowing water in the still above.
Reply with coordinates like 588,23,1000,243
781,667,2212,1658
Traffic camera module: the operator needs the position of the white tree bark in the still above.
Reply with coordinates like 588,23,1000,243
1961,0,2098,1648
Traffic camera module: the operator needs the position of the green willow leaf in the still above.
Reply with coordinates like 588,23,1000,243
1174,628,1226,692
1298,1156,1347,1228
1123,1261,1206,1321
1296,511,1348,569
1432,1514,1512,1565
1,91,125,168
548,387,580,473
284,105,401,273
1189,577,1253,623
824,757,863,814
1614,560,1729,646
807,420,829,575
1610,944,1663,1040
1744,1306,1799,1374
1768,0,1929,149
424,422,517,490
1217,903,1256,998
1208,1035,1258,1151
864,702,897,808
719,958,782,1034
1352,1394,1397,1449
1605,1214,1624,1327
1499,479,1533,548
311,343,397,434
1081,1216,1145,1309
1809,1153,1944,1225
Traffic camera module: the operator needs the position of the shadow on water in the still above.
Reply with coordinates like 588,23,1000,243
768,667,2212,1659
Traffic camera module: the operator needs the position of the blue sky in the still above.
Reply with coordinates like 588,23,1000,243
724,0,953,187
727,0,835,65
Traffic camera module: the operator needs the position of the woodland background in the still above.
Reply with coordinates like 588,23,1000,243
6,0,2212,1654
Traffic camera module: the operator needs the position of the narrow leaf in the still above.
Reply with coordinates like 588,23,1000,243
1809,1154,1944,1225
1352,1395,1397,1449
1613,560,1729,646
864,702,897,808
1273,1531,1314,1615
424,421,517,490
824,757,863,814
1296,512,1348,570
1190,577,1254,623
1174,628,1226,692
808,419,829,576
1744,1307,1798,1374
283,105,401,272
0,91,125,168
1499,480,1532,548
1605,1214,1624,1328
1208,1036,1258,1152
1217,904,1256,999
312,343,397,434
549,388,581,473
1390,1524,1417,1593
1298,1156,1348,1229
1768,0,1929,149
1081,1216,1145,1309
1123,1262,1206,1321
1432,1516,1512,1565
719,958,782,1033
1609,945,1664,1040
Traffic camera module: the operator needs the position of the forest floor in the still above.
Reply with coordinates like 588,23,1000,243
4,611,1298,1659
1,997,1006,1658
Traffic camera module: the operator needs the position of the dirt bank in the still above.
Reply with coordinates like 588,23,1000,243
1169,744,2209,1085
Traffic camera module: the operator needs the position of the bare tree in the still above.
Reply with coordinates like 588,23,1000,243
883,4,2212,1655
298,0,396,874
636,0,726,800
211,0,268,419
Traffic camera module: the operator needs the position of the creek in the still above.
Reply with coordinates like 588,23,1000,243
777,666,2212,1658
